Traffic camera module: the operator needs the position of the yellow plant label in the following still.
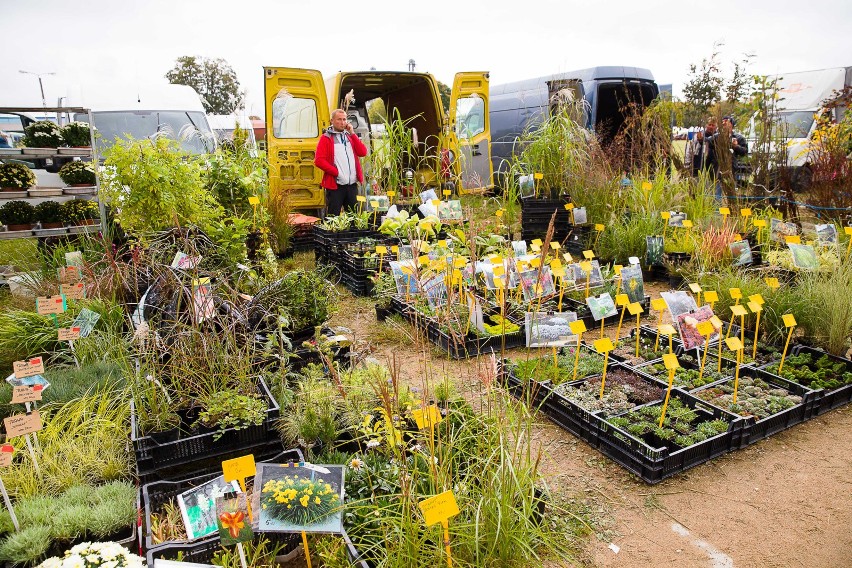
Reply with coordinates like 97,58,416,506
734,234,742,241
420,222,432,233
248,196,260,206
3,411,42,438
562,252,573,263
550,259,563,270
725,337,744,351
387,191,396,198
661,211,671,220
370,200,379,208
549,241,560,250
495,209,504,217
845,226,852,236
453,257,467,269
531,239,543,246
533,173,543,180
709,316,723,329
582,250,595,260
613,264,623,275
658,324,676,336
57,327,81,341
704,290,719,303
593,337,614,353
753,219,767,228
615,293,629,306
36,295,66,315
731,305,748,317
11,385,43,404
682,219,694,229
564,202,574,210
569,320,587,335
356,195,366,202
437,240,447,248
222,455,256,483
13,357,44,379
784,235,801,244
749,294,765,305
663,353,680,370
719,207,731,216
641,181,652,191
391,245,399,254
688,283,702,294
747,301,762,313
0,445,13,468
595,224,605,232
492,265,505,277
418,255,430,266
696,321,715,337
443,190,452,197
493,276,506,289
419,242,432,253
627,302,644,316
651,298,667,311
61,282,85,300
741,208,752,217
411,405,443,430
782,314,797,327
729,288,742,299
419,490,460,526
579,261,592,272
375,246,388,255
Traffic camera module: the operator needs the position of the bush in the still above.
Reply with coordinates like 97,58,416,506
60,121,92,147
34,200,64,223
60,200,99,224
0,162,36,189
0,200,35,226
58,161,96,186
21,120,63,148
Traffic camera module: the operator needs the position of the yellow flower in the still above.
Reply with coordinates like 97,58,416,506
300,495,310,507
315,496,321,504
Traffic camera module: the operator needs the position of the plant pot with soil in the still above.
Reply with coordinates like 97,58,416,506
35,199,65,229
58,160,97,187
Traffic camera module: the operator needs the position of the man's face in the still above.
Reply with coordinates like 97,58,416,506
721,119,733,132
332,112,348,132
705,123,717,135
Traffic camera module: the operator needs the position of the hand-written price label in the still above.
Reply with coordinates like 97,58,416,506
57,266,81,284
418,490,460,526
0,444,13,467
58,327,81,341
222,454,256,483
60,283,85,300
36,295,66,315
11,385,42,404
3,411,42,438
13,357,44,379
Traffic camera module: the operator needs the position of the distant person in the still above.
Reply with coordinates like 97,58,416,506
700,117,748,200
684,128,704,177
314,109,368,216
722,115,749,188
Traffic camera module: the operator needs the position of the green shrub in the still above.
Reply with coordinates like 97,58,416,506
34,200,64,223
0,200,35,225
58,161,96,186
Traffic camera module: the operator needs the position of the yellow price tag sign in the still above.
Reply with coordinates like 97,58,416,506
376,246,388,255
550,258,563,270
370,200,380,208
704,290,719,303
387,191,396,198
529,257,542,268
731,304,749,317
419,490,460,526
845,227,852,236
696,321,715,336
495,209,504,217
709,315,724,329
658,324,676,336
688,283,702,294
453,257,467,269
533,173,544,180
222,455,256,483
729,288,742,300
593,337,615,353
661,211,671,220
530,244,541,253
579,261,592,273
627,302,644,316
682,219,694,229
747,301,762,313
741,208,752,217
749,294,765,305
613,264,623,276
784,235,801,244
582,250,595,260
615,293,630,306
564,202,575,210
569,320,587,335
493,276,506,289
725,336,744,351
356,195,367,203
431,199,441,207
562,252,573,263
782,314,797,327
549,241,561,250
719,207,731,216
651,298,667,311
753,219,767,228
531,239,543,246
492,265,506,277
248,196,260,206
442,190,452,197
641,181,652,191
595,224,605,232
391,245,400,254
411,405,443,430
662,353,680,370
733,233,743,241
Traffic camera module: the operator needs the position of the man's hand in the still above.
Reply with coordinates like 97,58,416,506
345,121,354,134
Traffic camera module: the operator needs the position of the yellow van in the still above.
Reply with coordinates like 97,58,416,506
263,68,491,212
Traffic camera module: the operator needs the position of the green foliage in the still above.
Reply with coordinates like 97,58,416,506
21,120,63,148
766,352,852,391
100,136,220,238
165,55,245,114
33,200,63,223
793,261,852,356
60,121,92,147
0,525,51,564
0,200,35,225
204,147,267,217
197,389,267,440
276,371,339,456
696,375,802,419
60,199,99,224
58,161,96,186
0,162,36,189
205,216,251,266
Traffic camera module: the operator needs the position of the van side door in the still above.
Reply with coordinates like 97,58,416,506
264,67,330,211
449,72,492,193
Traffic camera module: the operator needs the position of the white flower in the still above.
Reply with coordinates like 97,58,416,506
366,439,380,449
349,457,364,471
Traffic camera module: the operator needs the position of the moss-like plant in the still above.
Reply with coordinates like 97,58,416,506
0,525,52,564
196,390,267,440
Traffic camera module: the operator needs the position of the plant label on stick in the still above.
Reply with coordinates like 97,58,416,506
704,290,719,306
13,357,44,379
627,302,643,316
11,385,42,404
412,405,443,430
593,337,614,399
661,211,671,220
60,283,85,301
562,252,573,263
615,294,629,307
57,266,81,284
0,444,12,468
36,295,66,315
765,277,780,289
564,202,574,210
729,288,742,302
582,250,595,260
754,219,767,228
595,224,605,232
658,353,681,427
3,411,42,438
419,490,460,526
222,455,256,486
719,207,730,216
688,283,702,294
641,181,652,191
778,314,797,373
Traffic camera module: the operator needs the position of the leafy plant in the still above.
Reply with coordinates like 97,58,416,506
60,199,99,224
196,389,267,440
60,121,93,147
21,120,63,148
0,162,36,189
607,397,729,448
34,200,64,223
766,352,852,391
0,200,35,225
58,161,96,186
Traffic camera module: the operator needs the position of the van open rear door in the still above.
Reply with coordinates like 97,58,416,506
449,72,492,193
264,67,330,211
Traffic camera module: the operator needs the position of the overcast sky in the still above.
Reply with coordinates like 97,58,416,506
2,0,851,116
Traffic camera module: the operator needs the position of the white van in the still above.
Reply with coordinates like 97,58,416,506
64,83,217,155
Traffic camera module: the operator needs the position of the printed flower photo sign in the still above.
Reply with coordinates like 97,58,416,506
216,492,253,546
257,463,345,534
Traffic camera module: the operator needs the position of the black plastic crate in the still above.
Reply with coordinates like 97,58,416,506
596,388,744,484
634,349,740,392
497,360,552,408
763,345,852,415
691,367,822,448
427,317,526,359
132,376,280,476
142,448,304,561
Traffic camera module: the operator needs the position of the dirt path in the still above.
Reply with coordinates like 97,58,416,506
330,287,852,568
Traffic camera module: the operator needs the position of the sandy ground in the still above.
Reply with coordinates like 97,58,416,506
329,280,852,568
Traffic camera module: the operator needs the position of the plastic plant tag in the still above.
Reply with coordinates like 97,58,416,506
437,240,447,248
784,235,801,244
663,353,680,370
489,255,503,264
729,288,742,300
375,246,388,255
753,219,767,228
731,304,748,317
749,294,765,305
564,202,574,210
613,265,623,276
222,455,256,484
741,208,752,217
387,191,396,198
13,358,44,379
579,261,592,273
356,195,366,203
682,219,694,229
627,302,644,316
719,207,730,216
248,196,260,206
845,226,852,235
696,321,715,337
747,301,762,313
582,250,595,260
533,172,543,180
651,298,667,312
688,283,702,294
57,327,81,341
529,257,541,269
615,293,629,306
783,314,797,327
3,411,42,438
563,252,573,263
661,211,671,220
658,324,676,336
569,320,587,335
641,181,652,191
492,265,505,277
593,337,614,353
453,257,467,269
710,316,724,330
36,295,66,316
442,190,452,197
725,337,744,351
419,490,460,526
0,444,12,468
391,245,399,254
595,224,605,232
704,290,719,303
411,405,443,430
549,241,560,250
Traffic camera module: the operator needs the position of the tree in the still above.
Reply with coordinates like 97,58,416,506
681,46,724,126
437,81,451,114
165,56,245,114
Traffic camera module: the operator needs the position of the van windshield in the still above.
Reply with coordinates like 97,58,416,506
777,111,814,139
73,111,216,154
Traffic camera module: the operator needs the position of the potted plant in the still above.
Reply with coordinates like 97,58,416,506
0,200,36,231
60,121,93,148
34,200,65,229
0,162,36,191
372,270,396,321
21,120,64,150
58,160,96,187
61,199,99,226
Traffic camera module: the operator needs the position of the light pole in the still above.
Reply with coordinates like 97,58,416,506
19,70,56,108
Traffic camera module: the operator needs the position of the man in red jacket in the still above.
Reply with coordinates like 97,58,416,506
314,109,368,216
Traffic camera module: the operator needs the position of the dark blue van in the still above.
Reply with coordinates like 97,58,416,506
490,66,659,185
